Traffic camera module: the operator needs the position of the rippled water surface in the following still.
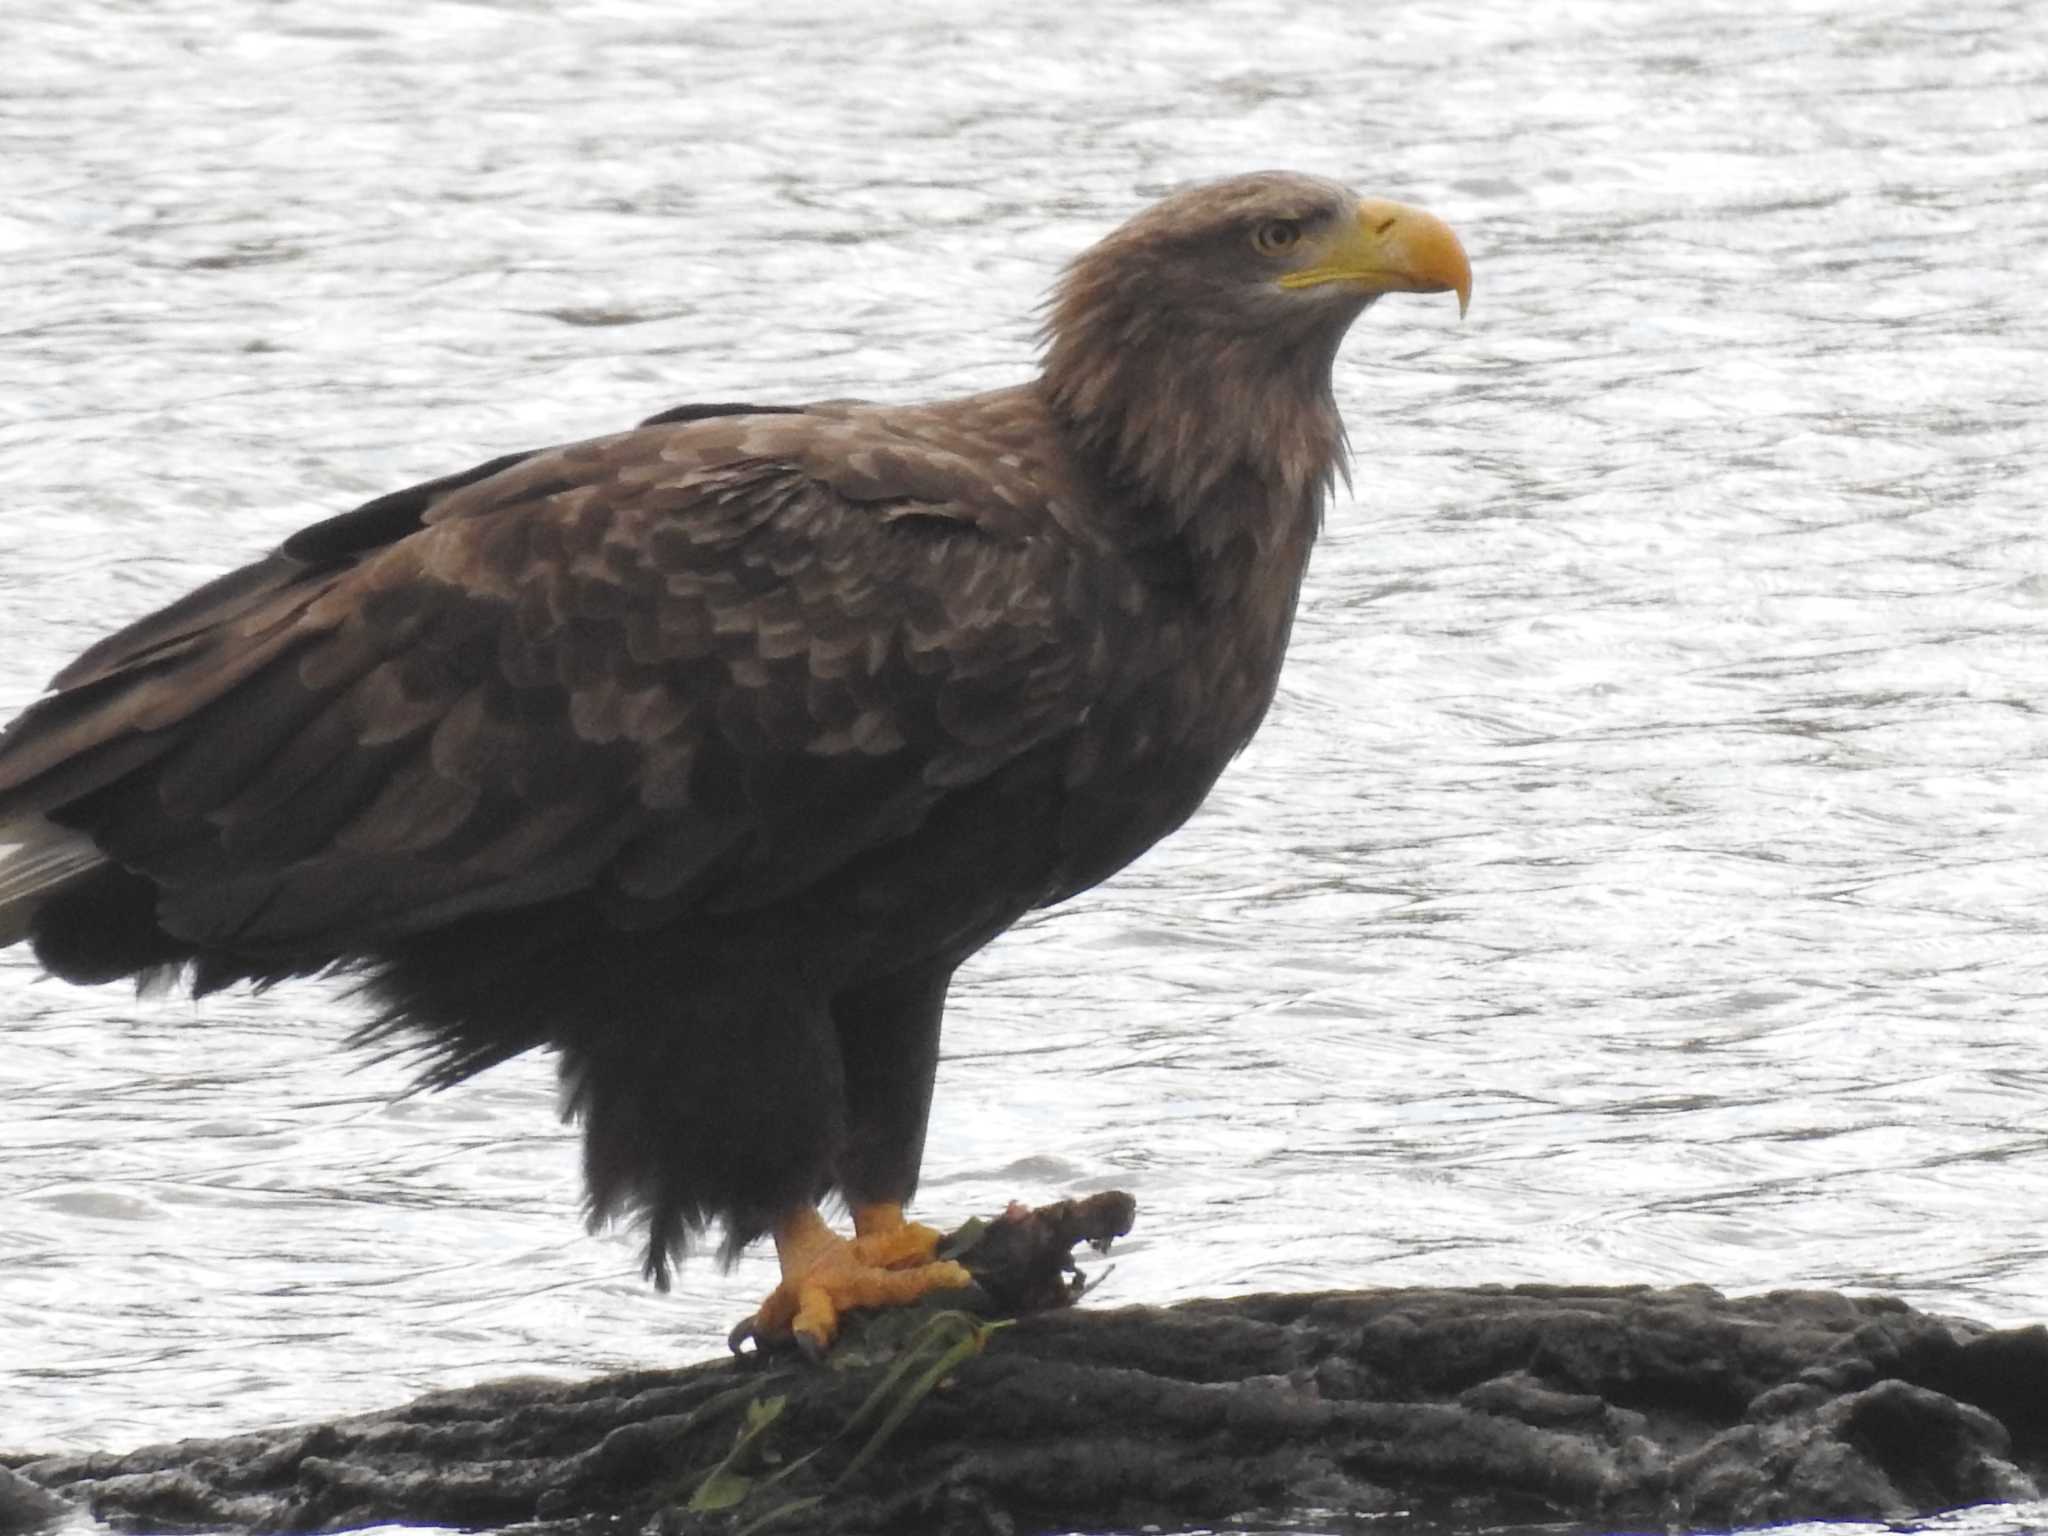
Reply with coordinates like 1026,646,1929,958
5,1,2047,1527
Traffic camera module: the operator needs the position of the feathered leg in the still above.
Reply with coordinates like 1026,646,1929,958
732,962,970,1354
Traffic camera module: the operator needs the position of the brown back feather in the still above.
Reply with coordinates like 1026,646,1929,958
2,398,1136,967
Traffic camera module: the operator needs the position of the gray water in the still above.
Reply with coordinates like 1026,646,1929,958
4,0,2046,1529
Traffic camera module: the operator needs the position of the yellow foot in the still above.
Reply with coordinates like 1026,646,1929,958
730,1204,971,1359
850,1201,948,1270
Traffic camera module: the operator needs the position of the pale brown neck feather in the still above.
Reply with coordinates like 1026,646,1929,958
1037,251,1363,567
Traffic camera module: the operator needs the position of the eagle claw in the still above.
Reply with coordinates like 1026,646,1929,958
732,1206,972,1356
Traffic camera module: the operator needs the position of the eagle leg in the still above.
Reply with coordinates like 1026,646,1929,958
733,1204,971,1358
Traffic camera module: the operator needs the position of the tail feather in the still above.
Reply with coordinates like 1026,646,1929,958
0,443,547,977
0,816,108,948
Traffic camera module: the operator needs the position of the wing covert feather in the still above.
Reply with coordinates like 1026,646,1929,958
7,412,1119,950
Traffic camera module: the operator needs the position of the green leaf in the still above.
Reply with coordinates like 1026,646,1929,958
835,1315,1007,1488
685,1392,789,1512
935,1217,988,1261
687,1468,753,1513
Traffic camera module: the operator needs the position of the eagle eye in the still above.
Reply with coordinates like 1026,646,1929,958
1251,219,1302,257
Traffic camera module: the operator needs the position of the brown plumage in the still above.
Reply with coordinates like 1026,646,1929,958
0,172,1469,1346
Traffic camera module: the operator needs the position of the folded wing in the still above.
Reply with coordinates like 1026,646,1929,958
0,405,1104,972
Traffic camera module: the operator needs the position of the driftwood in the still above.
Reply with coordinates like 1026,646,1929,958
6,1194,2047,1536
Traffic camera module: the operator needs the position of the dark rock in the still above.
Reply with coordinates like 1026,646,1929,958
6,1222,2047,1535
0,1466,70,1536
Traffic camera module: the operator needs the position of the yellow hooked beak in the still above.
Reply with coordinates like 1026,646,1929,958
1279,198,1472,317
